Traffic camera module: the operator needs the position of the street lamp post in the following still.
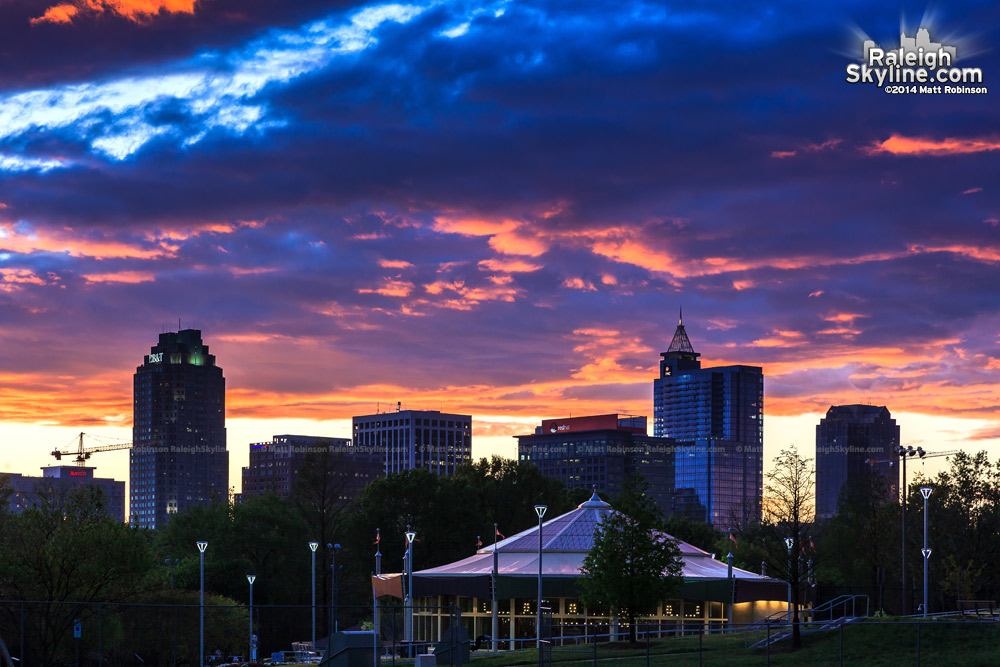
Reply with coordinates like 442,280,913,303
309,542,319,650
165,558,178,589
405,529,416,655
247,575,256,661
920,486,933,617
197,541,207,667
784,537,794,625
898,445,925,614
328,543,341,638
534,505,547,648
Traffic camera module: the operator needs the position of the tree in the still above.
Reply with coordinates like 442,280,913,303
663,513,723,555
0,486,153,666
826,471,897,612
761,446,814,649
292,448,357,628
580,475,683,643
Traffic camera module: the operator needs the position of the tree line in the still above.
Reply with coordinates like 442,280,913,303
0,455,586,665
3,447,997,662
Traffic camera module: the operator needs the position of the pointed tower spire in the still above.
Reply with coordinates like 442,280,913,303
667,309,696,355
679,306,683,327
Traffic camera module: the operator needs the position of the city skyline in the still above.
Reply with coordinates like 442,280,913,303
1,0,998,493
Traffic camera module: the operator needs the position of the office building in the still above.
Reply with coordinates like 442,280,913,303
352,408,471,475
2,466,126,521
241,434,383,502
815,405,900,518
653,313,764,527
516,414,676,512
130,329,228,528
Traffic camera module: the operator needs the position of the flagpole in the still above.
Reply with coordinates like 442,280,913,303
492,522,499,652
374,529,381,642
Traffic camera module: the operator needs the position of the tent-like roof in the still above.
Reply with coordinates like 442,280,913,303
382,492,787,603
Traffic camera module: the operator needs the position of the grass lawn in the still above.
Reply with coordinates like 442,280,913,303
345,618,1000,666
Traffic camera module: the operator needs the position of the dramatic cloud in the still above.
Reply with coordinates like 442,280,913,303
1,0,999,480
32,1,198,25
7,2,430,162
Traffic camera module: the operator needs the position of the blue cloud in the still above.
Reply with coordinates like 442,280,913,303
0,2,431,164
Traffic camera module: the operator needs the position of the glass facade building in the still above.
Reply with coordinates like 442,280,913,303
130,329,228,528
815,405,899,519
653,316,763,527
352,409,471,475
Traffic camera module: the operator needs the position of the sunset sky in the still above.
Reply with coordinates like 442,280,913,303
1,0,998,494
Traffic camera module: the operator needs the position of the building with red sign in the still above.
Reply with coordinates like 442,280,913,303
516,414,677,512
2,465,126,521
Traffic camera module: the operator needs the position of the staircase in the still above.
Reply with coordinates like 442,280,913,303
745,595,869,649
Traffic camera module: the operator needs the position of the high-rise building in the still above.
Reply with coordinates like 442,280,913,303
241,434,383,502
2,466,126,521
815,405,900,519
516,414,676,512
352,408,471,475
653,312,764,527
130,329,227,528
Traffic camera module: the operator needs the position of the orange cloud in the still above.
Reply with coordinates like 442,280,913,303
748,330,806,349
477,258,542,273
0,268,52,291
32,0,197,25
487,230,548,257
357,279,414,298
423,279,520,309
432,216,519,237
378,259,413,269
83,271,156,284
562,277,596,291
30,3,79,24
0,221,256,261
823,312,866,324
866,135,1000,156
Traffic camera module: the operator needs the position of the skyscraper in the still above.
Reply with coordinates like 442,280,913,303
815,405,899,519
516,414,676,513
653,312,763,527
130,329,227,528
352,408,471,475
241,434,383,502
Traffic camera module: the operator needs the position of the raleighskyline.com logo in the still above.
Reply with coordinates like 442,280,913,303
846,28,986,94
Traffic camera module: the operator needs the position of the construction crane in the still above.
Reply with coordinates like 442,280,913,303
51,432,132,466
866,446,963,470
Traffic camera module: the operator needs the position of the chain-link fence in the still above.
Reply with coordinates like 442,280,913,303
505,619,1000,666
0,601,471,667
3,601,1000,666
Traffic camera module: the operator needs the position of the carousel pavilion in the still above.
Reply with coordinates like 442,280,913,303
373,493,789,648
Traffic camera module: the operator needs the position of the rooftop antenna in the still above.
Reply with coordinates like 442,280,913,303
679,305,683,326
